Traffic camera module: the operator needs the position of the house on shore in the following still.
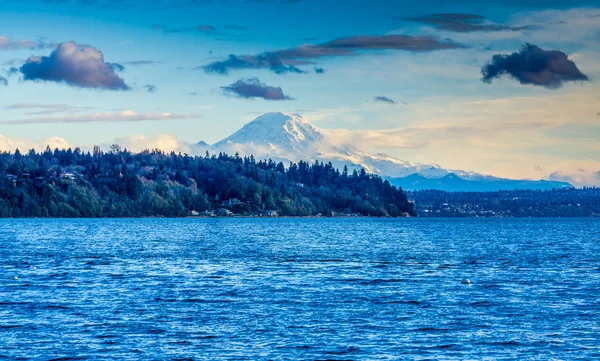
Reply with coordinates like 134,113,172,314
262,210,279,217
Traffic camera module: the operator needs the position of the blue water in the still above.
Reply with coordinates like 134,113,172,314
1,218,599,360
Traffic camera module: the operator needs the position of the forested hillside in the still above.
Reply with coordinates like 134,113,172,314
0,146,415,217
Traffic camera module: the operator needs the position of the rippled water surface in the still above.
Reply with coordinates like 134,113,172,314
1,218,599,360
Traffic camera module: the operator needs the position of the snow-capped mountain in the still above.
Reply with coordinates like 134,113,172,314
199,112,572,191
214,112,324,154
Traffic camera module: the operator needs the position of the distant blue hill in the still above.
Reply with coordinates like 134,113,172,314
388,173,573,192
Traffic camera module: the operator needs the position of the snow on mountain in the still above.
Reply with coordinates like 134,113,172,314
214,112,324,156
201,112,572,191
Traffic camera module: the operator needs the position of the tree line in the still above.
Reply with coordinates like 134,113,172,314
0,146,415,217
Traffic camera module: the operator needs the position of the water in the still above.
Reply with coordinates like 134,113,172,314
1,218,599,360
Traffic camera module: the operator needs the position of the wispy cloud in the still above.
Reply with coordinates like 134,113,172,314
152,24,216,34
0,35,57,50
151,23,247,41
143,84,157,93
203,34,467,75
0,110,197,125
2,103,95,115
203,54,305,75
374,96,396,104
221,78,293,100
402,13,535,32
120,60,163,66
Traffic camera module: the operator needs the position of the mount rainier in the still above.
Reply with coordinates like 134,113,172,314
198,112,571,192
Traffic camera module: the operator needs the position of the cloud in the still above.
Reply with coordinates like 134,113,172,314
2,58,24,66
152,23,247,41
221,77,293,100
0,76,7,86
548,170,600,187
113,134,194,153
4,66,19,77
203,54,305,75
19,41,130,90
144,84,157,93
314,67,325,74
0,35,57,50
153,24,216,33
120,60,162,66
0,133,72,152
0,110,197,125
321,128,429,150
402,13,534,32
374,96,396,104
2,103,95,115
481,44,590,89
203,35,466,74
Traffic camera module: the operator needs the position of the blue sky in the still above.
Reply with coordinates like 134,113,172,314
0,0,599,185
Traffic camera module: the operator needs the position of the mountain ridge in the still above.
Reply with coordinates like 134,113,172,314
198,112,572,191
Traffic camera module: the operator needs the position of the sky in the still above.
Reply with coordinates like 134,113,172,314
0,0,599,186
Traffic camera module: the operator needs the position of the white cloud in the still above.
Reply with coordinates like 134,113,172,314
549,169,600,188
0,134,72,152
110,134,196,154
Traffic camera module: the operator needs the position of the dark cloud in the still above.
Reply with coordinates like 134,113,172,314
144,84,157,93
109,63,125,72
19,41,130,90
203,34,466,75
0,76,7,87
481,44,590,89
374,96,396,104
402,13,535,32
221,77,293,100
314,67,325,74
203,54,305,75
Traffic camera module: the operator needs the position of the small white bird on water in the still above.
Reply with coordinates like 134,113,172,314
13,276,19,280
461,278,471,284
